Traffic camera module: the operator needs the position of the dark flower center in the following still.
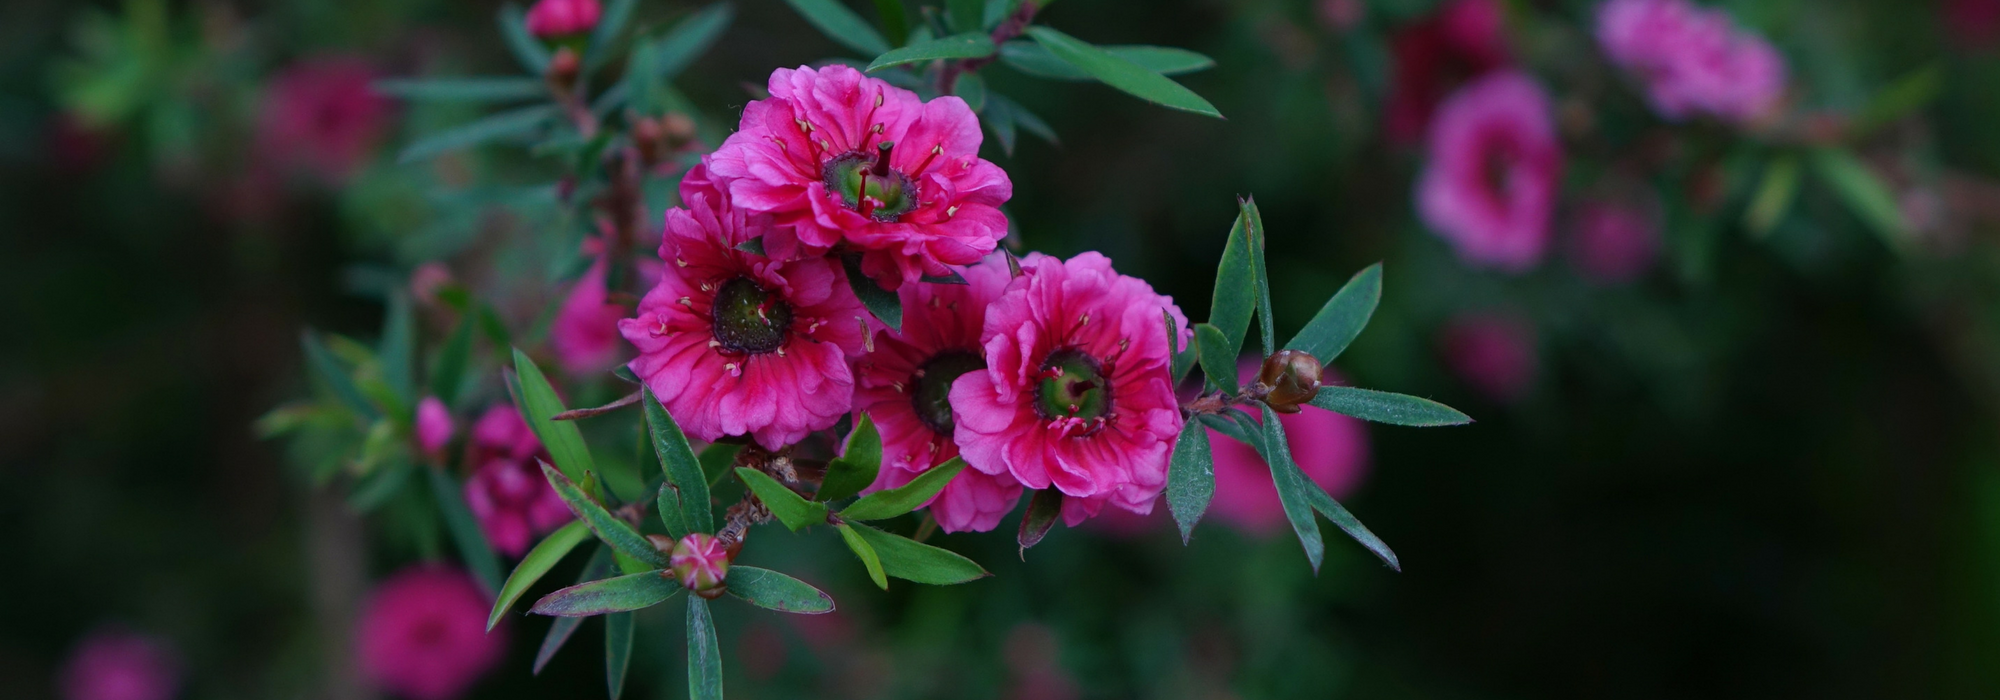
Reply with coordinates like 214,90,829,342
822,142,919,222
711,277,792,354
911,350,985,435
1034,348,1112,427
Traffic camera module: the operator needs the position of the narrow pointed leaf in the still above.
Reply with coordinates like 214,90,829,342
644,388,713,534
920,270,969,285
983,91,1018,155
605,611,635,700
534,546,615,675
735,236,765,255
1302,483,1400,571
866,32,995,72
1017,488,1062,551
871,0,908,48
687,597,723,700
819,414,882,502
1261,404,1325,573
584,0,639,71
948,0,982,31
1240,197,1275,354
1745,154,1801,237
654,3,735,80
489,520,592,630
1209,212,1255,359
955,71,987,112
727,566,836,613
399,103,560,164
840,457,964,521
430,312,477,405
301,330,378,421
428,468,503,595
1165,419,1214,544
499,3,552,72
835,523,888,588
999,41,1215,81
843,255,902,331
542,462,671,568
613,365,641,385
373,77,546,102
850,523,990,584
1194,323,1239,395
1166,310,1195,384
508,350,597,482
1196,413,1256,453
1008,95,1057,144
1811,148,1908,250
737,468,828,531
1310,386,1472,427
1023,27,1221,118
1285,263,1381,363
785,0,890,56
531,570,681,616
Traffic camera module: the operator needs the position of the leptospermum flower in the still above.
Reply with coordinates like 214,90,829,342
619,166,870,449
1386,0,1511,144
707,65,1013,289
1417,71,1563,272
59,628,179,700
462,405,571,557
355,565,507,700
255,55,392,182
853,254,1024,533
1439,312,1538,404
525,0,602,39
1596,0,1787,125
415,396,453,458
1568,195,1661,285
552,238,662,376
950,253,1191,525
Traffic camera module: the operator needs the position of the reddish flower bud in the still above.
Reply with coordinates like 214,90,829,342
669,533,731,599
632,116,666,166
525,0,602,39
415,396,454,458
546,47,583,93
1257,350,1324,414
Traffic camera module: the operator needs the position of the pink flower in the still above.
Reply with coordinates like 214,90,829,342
1568,196,1661,285
950,252,1190,526
257,55,392,182
552,239,662,376
1386,0,1511,144
60,629,179,700
708,65,1013,289
526,0,602,38
1439,313,1537,403
1417,71,1563,272
355,565,507,700
1947,0,2000,48
416,396,454,458
1208,404,1370,537
619,166,871,449
1596,0,1787,124
462,405,572,557
854,254,1024,533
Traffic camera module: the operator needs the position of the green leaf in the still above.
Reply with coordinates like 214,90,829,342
871,0,908,49
843,255,902,331
785,0,890,56
982,90,1018,155
1005,94,1057,144
727,566,836,613
301,329,378,421
499,3,552,72
372,77,545,102
606,611,635,700
585,0,639,71
348,458,412,513
687,597,723,700
1310,386,1472,427
542,462,672,568
737,468,828,531
1239,197,1275,355
1853,63,1943,137
654,3,736,80
1261,404,1325,573
983,0,1020,28
948,0,983,32
1017,488,1062,551
1196,412,1257,454
866,32,995,72
1302,480,1400,571
489,520,592,630
1167,311,1196,384
1209,209,1255,360
1019,28,1221,117
819,414,882,502
699,442,742,488
508,349,598,482
735,237,766,255
840,457,964,521
643,388,714,535
999,41,1215,81
1285,263,1381,363
849,523,990,584
428,468,504,595
835,523,889,589
430,313,477,406
534,546,614,675
1194,323,1239,395
1745,154,1801,237
1165,418,1214,544
1810,148,1907,250
398,104,560,164
379,293,416,413
955,70,987,112
530,570,681,616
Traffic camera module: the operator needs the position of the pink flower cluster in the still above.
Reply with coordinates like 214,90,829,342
526,0,602,39
462,405,572,556
355,565,507,700
622,66,1191,531
1417,71,1564,272
1596,0,1787,124
59,628,179,700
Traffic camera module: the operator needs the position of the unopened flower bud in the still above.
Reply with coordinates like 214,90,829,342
1257,349,1323,414
632,116,666,166
669,533,731,599
415,396,454,458
546,47,583,93
526,0,602,39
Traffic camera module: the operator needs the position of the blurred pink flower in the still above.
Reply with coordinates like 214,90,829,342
1568,196,1661,285
552,239,662,376
1439,313,1538,403
1317,0,1366,31
356,565,507,700
1208,375,1370,537
256,55,392,182
60,628,179,700
1386,0,1511,144
1596,0,1787,124
708,65,1013,289
526,0,602,38
415,396,453,458
1417,71,1563,272
950,252,1191,526
855,254,1023,533
462,405,571,557
409,263,455,307
619,166,870,449
1948,0,2000,48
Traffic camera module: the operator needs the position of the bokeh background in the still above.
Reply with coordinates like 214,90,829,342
7,0,2000,698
